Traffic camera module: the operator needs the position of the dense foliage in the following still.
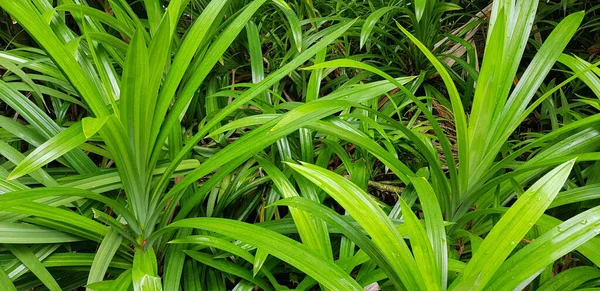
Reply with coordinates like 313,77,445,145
0,0,600,290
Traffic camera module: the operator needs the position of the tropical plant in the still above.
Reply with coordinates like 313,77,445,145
0,0,600,290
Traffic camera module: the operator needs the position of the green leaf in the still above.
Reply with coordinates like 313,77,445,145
488,205,600,290
472,11,585,187
0,187,138,233
550,184,600,208
162,228,192,291
0,222,82,244
464,7,507,184
65,36,83,58
0,267,16,291
209,114,280,137
409,176,448,288
414,0,426,22
149,0,268,168
87,228,124,291
453,159,575,290
86,270,132,291
256,156,332,259
152,20,358,224
82,116,111,139
537,266,600,291
286,162,424,290
120,28,150,166
41,253,131,269
395,21,468,193
272,0,303,52
185,251,273,291
54,4,134,38
147,15,172,127
0,81,97,175
558,54,600,99
302,59,455,206
7,202,107,240
0,57,46,109
41,8,57,24
149,0,229,147
165,218,363,290
1,1,116,116
246,20,269,103
308,119,414,184
360,7,398,48
170,235,281,288
112,269,134,291
8,122,87,180
86,32,128,53
7,245,61,291
269,197,403,288
253,249,268,277
398,198,440,290
270,100,354,132
143,0,162,34
304,49,325,106
0,140,57,186
132,249,162,291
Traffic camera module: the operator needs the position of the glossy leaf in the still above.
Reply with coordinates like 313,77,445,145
453,160,575,290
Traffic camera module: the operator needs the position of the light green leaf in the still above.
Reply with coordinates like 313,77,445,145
120,28,150,168
360,7,398,48
414,0,426,22
165,218,363,290
395,21,467,193
253,249,268,277
7,245,61,291
152,20,358,223
8,122,87,180
269,196,403,288
286,162,424,290
0,267,16,291
453,159,575,290
0,222,82,244
409,176,447,288
537,267,600,291
488,205,600,290
133,249,162,291
83,116,110,139
41,8,56,24
272,0,303,52
398,197,440,290
270,100,354,132
256,156,332,260
87,228,124,291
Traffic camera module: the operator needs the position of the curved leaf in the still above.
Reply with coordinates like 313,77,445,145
286,162,424,290
452,160,575,290
360,7,398,48
165,218,363,290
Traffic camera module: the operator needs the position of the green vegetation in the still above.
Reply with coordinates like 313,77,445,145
0,0,599,290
